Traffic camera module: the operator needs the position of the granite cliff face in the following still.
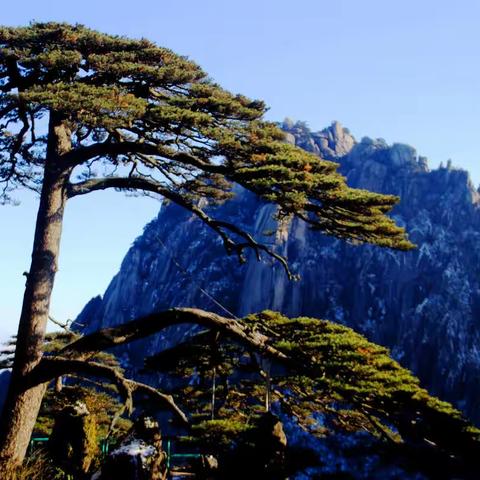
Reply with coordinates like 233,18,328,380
76,121,480,422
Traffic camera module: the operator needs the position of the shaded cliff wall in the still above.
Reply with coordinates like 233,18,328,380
76,121,480,421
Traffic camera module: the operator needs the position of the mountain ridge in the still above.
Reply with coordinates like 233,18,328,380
75,121,480,422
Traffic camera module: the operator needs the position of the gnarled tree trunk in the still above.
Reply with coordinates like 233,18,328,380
0,116,71,472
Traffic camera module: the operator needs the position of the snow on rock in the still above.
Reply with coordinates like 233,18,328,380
111,440,156,459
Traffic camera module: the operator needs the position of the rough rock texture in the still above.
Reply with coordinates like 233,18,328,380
75,121,480,423
254,412,287,474
48,401,98,476
100,416,165,480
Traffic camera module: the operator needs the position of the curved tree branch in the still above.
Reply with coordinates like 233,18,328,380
61,141,228,174
25,357,188,425
21,307,291,427
58,308,288,363
68,176,295,278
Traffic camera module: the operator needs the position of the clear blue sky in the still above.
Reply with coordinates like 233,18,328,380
1,0,480,338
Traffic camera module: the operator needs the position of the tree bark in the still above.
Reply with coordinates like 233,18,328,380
0,114,71,472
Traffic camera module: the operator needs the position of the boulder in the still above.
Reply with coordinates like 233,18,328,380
100,416,166,480
48,401,98,477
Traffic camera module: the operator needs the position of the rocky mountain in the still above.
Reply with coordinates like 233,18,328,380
75,121,480,423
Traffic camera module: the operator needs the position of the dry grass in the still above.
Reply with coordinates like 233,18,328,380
3,449,65,480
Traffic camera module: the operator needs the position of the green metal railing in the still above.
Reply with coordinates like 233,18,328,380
30,436,111,453
165,438,203,470
30,436,49,445
29,436,204,474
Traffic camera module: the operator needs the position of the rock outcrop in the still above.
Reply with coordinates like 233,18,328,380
75,121,480,423
48,401,98,477
99,416,166,480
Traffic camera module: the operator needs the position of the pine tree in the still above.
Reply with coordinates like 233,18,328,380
146,312,480,478
0,22,413,471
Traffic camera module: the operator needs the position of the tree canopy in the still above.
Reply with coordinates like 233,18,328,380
144,311,480,478
0,22,413,255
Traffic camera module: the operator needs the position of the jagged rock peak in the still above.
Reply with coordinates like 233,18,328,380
314,120,357,159
281,121,479,205
281,119,356,159
349,136,429,174
282,119,427,172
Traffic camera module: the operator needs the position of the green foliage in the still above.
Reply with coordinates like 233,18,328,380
146,311,480,475
247,311,480,447
34,331,132,454
35,385,131,441
190,419,255,449
22,83,147,130
32,348,132,477
0,22,413,251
